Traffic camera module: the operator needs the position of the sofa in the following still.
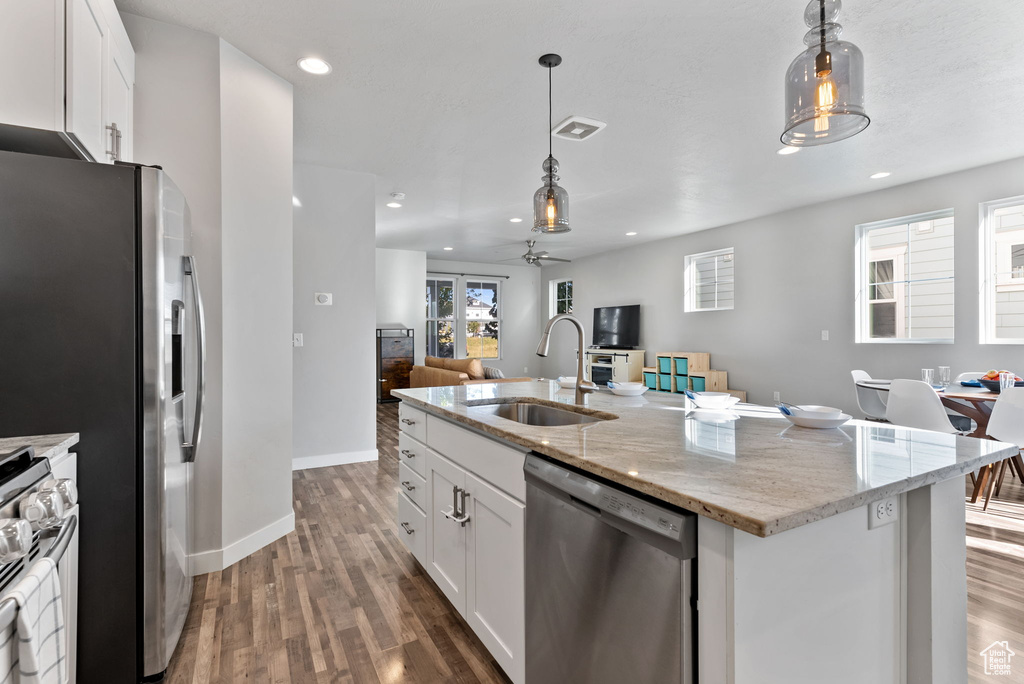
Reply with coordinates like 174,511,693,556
410,356,531,388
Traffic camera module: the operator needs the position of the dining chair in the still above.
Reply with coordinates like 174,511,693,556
954,371,986,383
851,370,888,421
979,387,1024,511
885,379,958,433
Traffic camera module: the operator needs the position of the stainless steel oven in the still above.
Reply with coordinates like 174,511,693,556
524,454,697,684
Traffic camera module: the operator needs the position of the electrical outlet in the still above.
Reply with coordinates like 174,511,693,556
868,496,898,529
523,366,528,374
293,333,303,347
821,329,829,341
773,391,781,403
315,292,333,306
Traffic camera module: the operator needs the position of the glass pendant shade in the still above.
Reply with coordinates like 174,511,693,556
782,0,869,146
533,155,570,233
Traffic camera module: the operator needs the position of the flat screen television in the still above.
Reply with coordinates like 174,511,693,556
592,305,640,349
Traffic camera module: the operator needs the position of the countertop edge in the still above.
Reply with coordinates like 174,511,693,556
1,433,80,464
394,392,1017,538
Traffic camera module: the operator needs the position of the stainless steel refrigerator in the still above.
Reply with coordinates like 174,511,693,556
0,150,205,682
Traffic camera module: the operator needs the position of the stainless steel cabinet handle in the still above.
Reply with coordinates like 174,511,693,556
182,256,207,463
401,522,414,535
457,488,470,518
401,418,416,425
400,449,415,458
443,486,471,526
401,481,415,492
106,123,119,161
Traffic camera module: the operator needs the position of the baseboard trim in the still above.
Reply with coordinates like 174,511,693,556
292,449,379,471
190,510,295,575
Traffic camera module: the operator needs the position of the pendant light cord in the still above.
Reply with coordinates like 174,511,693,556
818,0,827,55
548,64,553,162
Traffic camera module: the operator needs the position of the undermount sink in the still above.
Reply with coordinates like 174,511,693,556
472,401,610,426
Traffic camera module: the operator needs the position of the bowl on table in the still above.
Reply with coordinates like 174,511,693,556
978,378,1024,393
607,382,649,397
782,411,852,429
684,390,740,410
786,404,844,420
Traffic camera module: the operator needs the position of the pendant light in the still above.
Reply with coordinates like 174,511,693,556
533,54,570,233
781,0,869,146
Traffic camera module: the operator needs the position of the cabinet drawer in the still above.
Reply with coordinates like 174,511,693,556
397,493,426,563
379,336,413,358
399,403,427,442
398,432,426,478
427,415,527,501
398,460,427,512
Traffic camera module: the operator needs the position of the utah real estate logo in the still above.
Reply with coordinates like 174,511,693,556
981,640,1015,676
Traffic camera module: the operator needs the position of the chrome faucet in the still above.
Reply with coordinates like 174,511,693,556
536,314,596,405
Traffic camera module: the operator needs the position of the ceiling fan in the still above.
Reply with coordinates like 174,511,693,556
519,240,571,267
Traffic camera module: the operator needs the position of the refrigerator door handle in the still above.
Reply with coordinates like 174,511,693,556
182,255,206,462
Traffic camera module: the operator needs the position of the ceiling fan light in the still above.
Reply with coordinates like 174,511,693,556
781,0,869,146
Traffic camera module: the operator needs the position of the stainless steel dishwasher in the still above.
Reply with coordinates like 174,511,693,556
524,454,697,684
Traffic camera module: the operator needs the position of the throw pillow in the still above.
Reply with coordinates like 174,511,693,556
483,366,505,379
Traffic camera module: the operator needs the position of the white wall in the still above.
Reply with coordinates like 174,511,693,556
376,248,427,366
124,13,294,572
538,156,1024,415
218,40,294,563
293,164,378,469
426,259,543,378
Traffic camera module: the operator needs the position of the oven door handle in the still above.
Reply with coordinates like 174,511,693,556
0,514,78,631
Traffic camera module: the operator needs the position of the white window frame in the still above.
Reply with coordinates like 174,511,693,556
425,276,456,358
684,247,735,312
865,246,907,340
549,277,573,317
980,195,1024,345
854,208,955,344
426,274,504,360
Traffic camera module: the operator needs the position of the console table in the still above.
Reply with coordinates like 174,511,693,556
584,348,645,384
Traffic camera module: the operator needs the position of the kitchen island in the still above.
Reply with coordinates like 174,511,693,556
392,380,1015,684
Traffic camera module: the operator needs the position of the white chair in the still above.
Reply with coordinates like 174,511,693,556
851,370,888,421
979,386,1024,511
885,379,957,433
954,371,986,383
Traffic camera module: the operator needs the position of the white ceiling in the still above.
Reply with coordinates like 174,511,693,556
116,0,1024,264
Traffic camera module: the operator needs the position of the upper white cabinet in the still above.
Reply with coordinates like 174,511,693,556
0,0,134,163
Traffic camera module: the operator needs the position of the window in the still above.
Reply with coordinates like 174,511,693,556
425,276,502,360
425,277,455,357
855,210,954,343
684,248,734,312
980,197,1024,344
550,278,573,316
465,280,500,359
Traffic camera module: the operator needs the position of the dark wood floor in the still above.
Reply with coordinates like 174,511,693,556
165,403,1024,682
165,402,507,683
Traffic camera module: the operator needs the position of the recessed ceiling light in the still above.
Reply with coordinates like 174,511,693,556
386,191,405,208
443,247,454,251
292,196,302,208
870,171,891,179
777,147,800,155
510,218,523,223
297,57,332,75
626,231,637,236
386,202,402,208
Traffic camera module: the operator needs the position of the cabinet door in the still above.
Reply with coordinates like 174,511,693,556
105,36,133,162
425,450,467,614
465,472,525,684
65,0,106,161
0,0,63,131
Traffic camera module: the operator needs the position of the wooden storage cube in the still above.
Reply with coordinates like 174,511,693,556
658,374,673,392
673,352,710,373
690,370,728,392
727,389,747,402
657,357,672,373
643,372,657,389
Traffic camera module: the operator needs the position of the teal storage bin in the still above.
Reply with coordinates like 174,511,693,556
643,372,657,389
658,374,673,391
674,376,689,392
657,357,672,373
691,377,706,392
674,358,688,375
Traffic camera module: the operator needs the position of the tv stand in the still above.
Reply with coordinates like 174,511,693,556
584,348,645,385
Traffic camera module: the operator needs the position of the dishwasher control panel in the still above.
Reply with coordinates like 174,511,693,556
599,491,687,539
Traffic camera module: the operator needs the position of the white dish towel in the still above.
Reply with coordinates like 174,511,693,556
0,557,64,684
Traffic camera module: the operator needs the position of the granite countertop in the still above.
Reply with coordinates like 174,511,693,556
0,434,79,463
393,381,1017,537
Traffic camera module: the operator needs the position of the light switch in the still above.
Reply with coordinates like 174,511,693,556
293,333,303,347
821,329,829,341
315,292,333,306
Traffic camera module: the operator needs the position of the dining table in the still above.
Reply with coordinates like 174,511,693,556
855,379,1022,503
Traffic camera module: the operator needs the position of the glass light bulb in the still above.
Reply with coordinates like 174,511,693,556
546,199,556,223
813,73,838,132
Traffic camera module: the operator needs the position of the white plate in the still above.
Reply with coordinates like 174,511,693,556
557,377,578,389
691,395,740,410
609,385,649,396
789,405,843,420
783,412,852,429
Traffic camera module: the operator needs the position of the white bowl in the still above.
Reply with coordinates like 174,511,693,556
609,384,649,397
557,376,578,389
783,412,852,429
790,405,843,420
690,393,740,410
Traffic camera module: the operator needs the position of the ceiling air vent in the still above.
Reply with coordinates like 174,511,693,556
551,116,606,142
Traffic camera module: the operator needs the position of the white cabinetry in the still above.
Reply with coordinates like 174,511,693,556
396,404,527,684
0,0,134,162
